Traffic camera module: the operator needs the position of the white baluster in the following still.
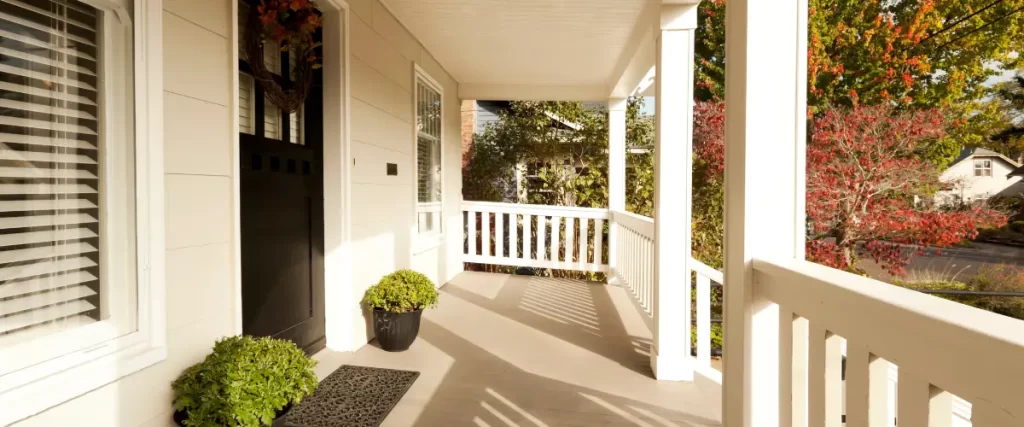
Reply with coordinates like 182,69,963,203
593,218,604,266
468,211,477,256
482,211,490,257
495,212,504,259
536,216,546,261
790,316,810,427
696,273,711,367
579,218,589,269
550,216,561,264
810,326,843,427
523,214,532,261
897,371,953,427
510,213,519,259
846,343,890,427
565,217,575,264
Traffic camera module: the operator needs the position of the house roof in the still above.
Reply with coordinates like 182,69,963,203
948,147,1021,177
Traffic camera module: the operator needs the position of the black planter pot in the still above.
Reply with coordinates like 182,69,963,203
173,404,291,427
373,308,423,352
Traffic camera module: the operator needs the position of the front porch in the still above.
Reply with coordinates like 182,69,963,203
316,271,722,426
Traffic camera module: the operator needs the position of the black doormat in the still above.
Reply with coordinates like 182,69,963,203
285,365,420,427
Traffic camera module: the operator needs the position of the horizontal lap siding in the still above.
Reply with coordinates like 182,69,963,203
14,2,236,426
348,0,462,349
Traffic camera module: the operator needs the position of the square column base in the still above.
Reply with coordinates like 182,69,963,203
650,346,694,381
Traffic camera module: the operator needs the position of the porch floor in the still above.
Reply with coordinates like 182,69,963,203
314,271,722,427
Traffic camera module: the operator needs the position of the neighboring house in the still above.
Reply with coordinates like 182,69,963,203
937,147,1024,204
461,100,597,203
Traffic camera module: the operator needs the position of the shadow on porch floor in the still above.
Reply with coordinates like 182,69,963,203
316,271,722,427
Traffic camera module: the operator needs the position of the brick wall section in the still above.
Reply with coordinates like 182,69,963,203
461,99,476,169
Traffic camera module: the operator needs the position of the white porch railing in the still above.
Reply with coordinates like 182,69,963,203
462,201,609,273
753,259,1014,426
610,210,724,381
610,210,654,315
690,257,723,380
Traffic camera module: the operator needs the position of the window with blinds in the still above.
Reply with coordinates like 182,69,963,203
0,0,134,356
415,76,442,235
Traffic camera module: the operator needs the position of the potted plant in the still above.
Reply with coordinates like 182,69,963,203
171,336,318,427
362,269,439,352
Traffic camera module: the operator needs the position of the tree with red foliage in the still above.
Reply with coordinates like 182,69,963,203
691,102,1006,275
805,104,1006,275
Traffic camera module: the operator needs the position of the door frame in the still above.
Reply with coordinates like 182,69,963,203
229,0,355,351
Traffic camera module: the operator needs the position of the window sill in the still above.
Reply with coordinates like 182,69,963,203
0,341,166,425
413,234,445,255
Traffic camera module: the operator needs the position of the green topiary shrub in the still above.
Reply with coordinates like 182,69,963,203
171,336,318,427
362,269,439,312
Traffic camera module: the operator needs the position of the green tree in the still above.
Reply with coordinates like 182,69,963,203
463,99,654,210
696,0,1024,167
992,73,1024,150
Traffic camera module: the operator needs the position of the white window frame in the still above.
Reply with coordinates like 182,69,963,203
0,0,166,423
974,158,993,177
412,64,444,254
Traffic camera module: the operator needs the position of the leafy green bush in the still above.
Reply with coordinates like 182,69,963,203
362,269,439,312
172,336,318,427
691,323,723,351
1011,221,1024,234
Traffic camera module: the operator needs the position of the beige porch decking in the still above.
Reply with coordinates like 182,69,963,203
314,271,722,427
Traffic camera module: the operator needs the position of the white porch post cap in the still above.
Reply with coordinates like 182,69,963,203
661,1,700,31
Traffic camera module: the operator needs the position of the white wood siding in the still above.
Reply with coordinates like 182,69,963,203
348,0,462,349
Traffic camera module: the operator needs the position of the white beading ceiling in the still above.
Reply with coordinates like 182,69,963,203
382,0,653,99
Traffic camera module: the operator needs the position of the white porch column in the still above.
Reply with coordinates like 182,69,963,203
721,0,807,424
607,98,627,285
651,2,699,381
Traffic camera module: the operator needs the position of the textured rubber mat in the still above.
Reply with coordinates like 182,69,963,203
285,365,420,427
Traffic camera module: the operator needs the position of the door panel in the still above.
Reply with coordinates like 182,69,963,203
239,4,325,353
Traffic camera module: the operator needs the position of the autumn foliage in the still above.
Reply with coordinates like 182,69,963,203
805,105,1006,274
693,102,1007,275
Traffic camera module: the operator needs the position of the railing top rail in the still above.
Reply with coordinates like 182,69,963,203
611,210,654,238
610,209,653,224
690,258,723,284
461,200,610,219
754,257,1024,415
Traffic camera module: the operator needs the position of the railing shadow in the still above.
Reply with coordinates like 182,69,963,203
442,271,655,377
410,318,719,427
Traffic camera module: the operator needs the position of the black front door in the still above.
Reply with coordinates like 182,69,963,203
238,3,325,353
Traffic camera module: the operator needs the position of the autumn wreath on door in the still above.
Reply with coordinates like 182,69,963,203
244,0,323,112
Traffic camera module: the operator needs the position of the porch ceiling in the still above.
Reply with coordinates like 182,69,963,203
381,0,658,101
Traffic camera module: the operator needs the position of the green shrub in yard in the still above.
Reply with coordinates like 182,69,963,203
171,336,318,427
691,323,723,351
1011,221,1024,234
362,269,439,312
895,264,1024,320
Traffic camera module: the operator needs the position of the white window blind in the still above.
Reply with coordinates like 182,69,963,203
264,94,281,140
239,72,254,134
415,77,441,235
0,0,102,347
289,107,302,145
